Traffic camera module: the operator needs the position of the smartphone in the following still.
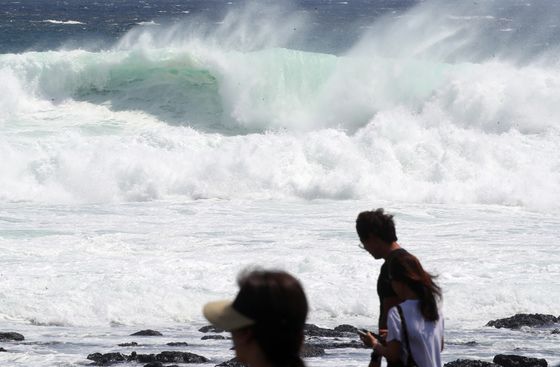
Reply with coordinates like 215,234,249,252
357,329,383,341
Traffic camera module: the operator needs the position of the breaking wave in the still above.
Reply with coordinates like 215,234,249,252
1,0,559,210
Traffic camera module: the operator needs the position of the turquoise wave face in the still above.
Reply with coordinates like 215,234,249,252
72,55,225,132
0,47,343,133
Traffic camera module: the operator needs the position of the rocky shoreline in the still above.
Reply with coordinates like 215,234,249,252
1,313,558,367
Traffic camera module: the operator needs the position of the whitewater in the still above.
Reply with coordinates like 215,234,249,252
0,0,559,366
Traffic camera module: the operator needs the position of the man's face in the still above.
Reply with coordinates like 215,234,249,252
361,235,386,259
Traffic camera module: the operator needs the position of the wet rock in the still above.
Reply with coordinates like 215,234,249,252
155,351,208,363
202,335,228,340
87,352,126,365
493,354,548,367
118,342,139,347
309,340,368,349
143,363,180,367
131,329,163,336
130,352,156,363
304,324,345,337
300,344,325,357
552,329,560,334
216,358,246,367
334,324,359,333
444,359,499,367
199,325,226,333
446,341,479,346
486,314,558,329
0,332,24,341
0,348,6,352
166,342,189,346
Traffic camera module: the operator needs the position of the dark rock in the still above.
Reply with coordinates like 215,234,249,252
129,352,156,363
300,344,325,357
493,354,548,367
444,359,499,367
0,332,24,341
486,314,558,329
86,352,126,365
144,363,163,367
334,324,359,333
118,342,138,347
166,342,189,346
155,351,208,363
0,348,6,352
552,329,560,334
216,358,246,367
199,325,225,333
304,324,345,337
131,329,163,336
202,335,228,340
309,340,368,349
446,341,479,346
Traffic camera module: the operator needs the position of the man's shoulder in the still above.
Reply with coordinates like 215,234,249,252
385,248,408,262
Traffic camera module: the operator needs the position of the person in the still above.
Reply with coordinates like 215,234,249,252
356,208,408,367
203,269,308,367
363,250,444,367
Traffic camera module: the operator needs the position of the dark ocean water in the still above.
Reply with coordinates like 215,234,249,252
3,0,560,58
0,0,418,54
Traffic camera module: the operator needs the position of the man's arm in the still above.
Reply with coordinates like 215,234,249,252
379,295,401,330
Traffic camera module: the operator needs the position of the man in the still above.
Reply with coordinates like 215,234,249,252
356,208,407,367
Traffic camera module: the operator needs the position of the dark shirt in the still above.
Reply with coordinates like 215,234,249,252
376,248,407,327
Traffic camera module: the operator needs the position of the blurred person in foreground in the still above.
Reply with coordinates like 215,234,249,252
203,269,308,367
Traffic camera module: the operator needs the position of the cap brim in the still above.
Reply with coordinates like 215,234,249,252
203,300,255,331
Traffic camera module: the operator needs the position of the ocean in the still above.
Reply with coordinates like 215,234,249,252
1,0,559,366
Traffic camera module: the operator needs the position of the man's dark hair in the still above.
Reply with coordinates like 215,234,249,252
355,208,398,244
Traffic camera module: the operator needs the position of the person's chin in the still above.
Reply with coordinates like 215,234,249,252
234,352,247,364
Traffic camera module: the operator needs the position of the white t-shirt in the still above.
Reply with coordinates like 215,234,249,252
386,299,444,367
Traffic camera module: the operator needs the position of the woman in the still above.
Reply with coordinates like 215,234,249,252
362,251,444,367
203,269,308,367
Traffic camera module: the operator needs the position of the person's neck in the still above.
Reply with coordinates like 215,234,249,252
246,351,275,367
382,242,401,259
401,287,419,300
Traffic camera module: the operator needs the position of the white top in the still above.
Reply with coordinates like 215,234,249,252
386,299,444,367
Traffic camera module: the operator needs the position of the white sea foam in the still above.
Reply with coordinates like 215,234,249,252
0,201,558,364
137,20,160,26
0,45,559,210
42,20,85,25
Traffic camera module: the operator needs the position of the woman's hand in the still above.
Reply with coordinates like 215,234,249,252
368,332,380,349
359,331,379,348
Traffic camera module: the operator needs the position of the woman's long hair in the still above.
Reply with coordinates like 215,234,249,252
237,269,308,367
388,252,442,321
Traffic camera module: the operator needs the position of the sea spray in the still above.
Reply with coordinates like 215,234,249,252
1,0,559,209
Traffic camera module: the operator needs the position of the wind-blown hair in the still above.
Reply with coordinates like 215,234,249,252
355,208,398,244
237,269,308,367
388,251,442,321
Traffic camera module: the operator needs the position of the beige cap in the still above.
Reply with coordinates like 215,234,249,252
203,299,256,331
